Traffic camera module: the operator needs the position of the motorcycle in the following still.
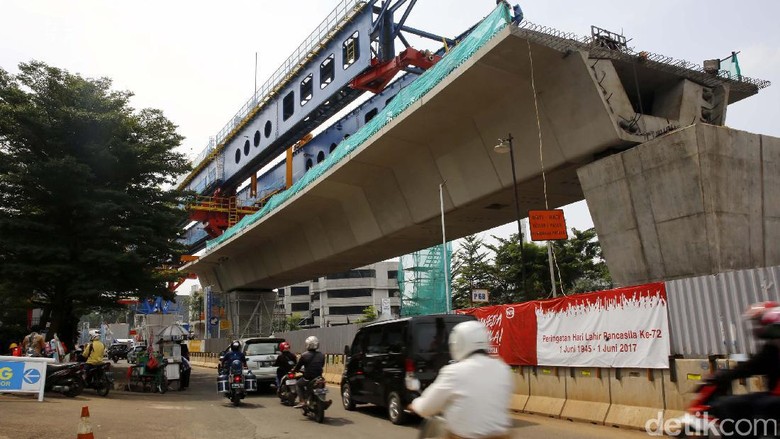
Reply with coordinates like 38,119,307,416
294,374,332,423
81,362,113,397
278,371,298,406
673,383,779,438
217,360,256,406
44,362,85,397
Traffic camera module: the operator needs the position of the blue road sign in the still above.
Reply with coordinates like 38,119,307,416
209,317,219,326
23,368,41,384
0,362,24,390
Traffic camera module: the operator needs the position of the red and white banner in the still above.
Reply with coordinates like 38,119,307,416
459,282,670,368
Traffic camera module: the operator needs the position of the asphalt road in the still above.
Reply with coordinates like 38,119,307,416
0,364,651,439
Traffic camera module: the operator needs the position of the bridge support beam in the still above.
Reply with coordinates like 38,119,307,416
578,124,780,286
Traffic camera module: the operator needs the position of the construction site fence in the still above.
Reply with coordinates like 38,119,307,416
274,324,362,355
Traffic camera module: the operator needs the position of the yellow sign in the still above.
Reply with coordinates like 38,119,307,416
0,367,12,380
220,320,231,330
188,340,203,353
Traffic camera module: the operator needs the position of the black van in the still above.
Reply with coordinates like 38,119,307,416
340,313,476,424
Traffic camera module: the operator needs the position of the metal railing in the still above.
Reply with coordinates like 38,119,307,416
515,21,771,93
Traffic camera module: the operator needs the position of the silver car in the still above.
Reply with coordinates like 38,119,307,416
241,337,285,392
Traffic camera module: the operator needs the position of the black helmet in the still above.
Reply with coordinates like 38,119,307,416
230,341,241,352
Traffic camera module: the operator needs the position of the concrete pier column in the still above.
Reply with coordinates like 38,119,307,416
577,124,780,286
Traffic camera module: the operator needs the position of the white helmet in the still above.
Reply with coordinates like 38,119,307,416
448,320,490,361
305,336,319,351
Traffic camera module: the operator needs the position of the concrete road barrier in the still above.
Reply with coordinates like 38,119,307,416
561,367,611,424
605,368,665,430
525,367,566,418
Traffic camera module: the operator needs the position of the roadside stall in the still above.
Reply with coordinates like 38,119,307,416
156,324,188,391
126,324,187,393
127,349,168,393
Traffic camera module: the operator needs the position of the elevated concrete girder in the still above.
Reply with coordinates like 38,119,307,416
189,26,755,292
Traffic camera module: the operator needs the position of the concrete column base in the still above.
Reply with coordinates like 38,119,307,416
578,124,780,286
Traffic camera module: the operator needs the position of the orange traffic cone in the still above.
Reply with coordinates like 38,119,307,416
77,406,95,439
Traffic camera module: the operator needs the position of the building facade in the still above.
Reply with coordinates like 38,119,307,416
278,261,400,327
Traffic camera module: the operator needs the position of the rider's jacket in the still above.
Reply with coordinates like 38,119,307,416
294,350,324,380
222,351,247,371
411,353,513,439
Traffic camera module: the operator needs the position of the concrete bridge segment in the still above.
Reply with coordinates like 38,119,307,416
185,23,764,293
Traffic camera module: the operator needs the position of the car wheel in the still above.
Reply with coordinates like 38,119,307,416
387,392,408,425
341,382,356,411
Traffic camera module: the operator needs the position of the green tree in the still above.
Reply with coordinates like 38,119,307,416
189,289,204,322
487,234,550,303
356,306,377,324
285,313,302,331
488,228,612,303
551,227,612,294
451,234,492,309
0,61,190,348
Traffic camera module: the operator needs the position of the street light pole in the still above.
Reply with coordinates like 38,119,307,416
440,181,451,314
495,133,526,294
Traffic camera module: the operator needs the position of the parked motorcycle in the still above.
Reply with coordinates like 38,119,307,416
278,372,298,406
44,362,85,397
217,360,256,406
294,374,332,423
81,362,113,397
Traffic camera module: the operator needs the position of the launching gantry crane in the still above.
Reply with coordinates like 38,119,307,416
182,0,456,243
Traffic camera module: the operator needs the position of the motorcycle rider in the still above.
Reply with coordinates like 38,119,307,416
82,334,106,383
706,302,780,436
274,341,297,391
221,341,247,372
410,320,513,439
292,336,325,408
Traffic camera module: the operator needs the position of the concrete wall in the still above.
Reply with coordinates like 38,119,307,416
578,124,780,286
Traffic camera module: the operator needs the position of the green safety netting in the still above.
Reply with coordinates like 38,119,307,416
398,242,452,317
207,4,510,249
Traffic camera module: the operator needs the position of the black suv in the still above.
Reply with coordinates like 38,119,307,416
340,313,476,424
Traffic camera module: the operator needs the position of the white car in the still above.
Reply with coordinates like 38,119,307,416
244,338,286,391
222,338,285,392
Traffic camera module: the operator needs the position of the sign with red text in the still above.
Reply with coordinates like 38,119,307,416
462,303,537,366
536,283,669,368
459,282,670,368
528,209,567,241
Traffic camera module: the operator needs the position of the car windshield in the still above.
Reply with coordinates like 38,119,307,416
245,343,277,356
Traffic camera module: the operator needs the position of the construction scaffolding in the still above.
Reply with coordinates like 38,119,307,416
398,242,452,317
219,290,278,339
